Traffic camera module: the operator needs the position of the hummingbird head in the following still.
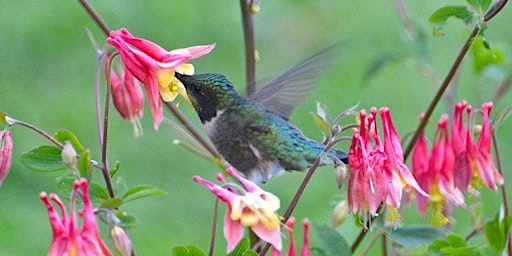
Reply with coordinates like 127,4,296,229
175,73,241,123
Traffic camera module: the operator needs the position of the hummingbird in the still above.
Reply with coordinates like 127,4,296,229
175,45,348,183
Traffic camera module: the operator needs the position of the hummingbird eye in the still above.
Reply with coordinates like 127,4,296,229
194,85,202,93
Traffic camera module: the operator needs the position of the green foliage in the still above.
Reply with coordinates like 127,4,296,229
470,35,505,73
387,225,447,249
20,145,66,172
77,149,92,180
429,6,473,25
228,238,258,256
466,0,492,17
427,234,479,255
310,221,351,256
121,184,166,203
54,129,85,154
485,209,512,254
171,245,206,256
310,102,332,138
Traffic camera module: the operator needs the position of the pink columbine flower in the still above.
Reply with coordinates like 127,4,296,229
379,107,428,208
348,108,427,221
272,218,310,256
0,130,12,186
107,28,215,129
106,54,145,136
193,167,282,253
469,102,503,190
451,101,503,191
40,178,112,256
347,110,388,217
412,115,465,226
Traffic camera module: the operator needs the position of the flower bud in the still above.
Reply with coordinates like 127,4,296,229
110,226,132,256
0,130,13,185
332,199,349,227
61,141,77,167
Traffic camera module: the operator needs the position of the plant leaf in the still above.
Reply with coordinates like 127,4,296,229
387,225,447,249
100,198,124,209
122,184,166,203
429,6,473,25
310,221,351,256
114,210,138,229
77,149,92,180
54,129,85,154
88,181,110,201
228,238,258,256
467,0,492,17
20,145,66,172
171,245,207,256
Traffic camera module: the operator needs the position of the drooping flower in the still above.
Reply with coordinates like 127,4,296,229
193,167,282,252
0,130,13,186
40,178,112,256
272,218,311,256
106,54,145,136
412,115,465,226
451,101,503,191
379,107,428,208
468,102,503,190
110,226,132,256
107,28,215,129
348,108,427,222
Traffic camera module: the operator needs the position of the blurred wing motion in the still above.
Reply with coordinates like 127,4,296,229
248,44,342,119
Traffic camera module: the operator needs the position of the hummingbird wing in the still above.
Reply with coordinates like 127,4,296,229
248,44,341,119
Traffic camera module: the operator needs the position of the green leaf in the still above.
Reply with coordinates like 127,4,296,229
493,107,512,129
54,129,85,154
428,234,479,255
171,245,206,256
387,225,447,249
113,210,138,229
228,238,258,256
310,221,351,256
471,36,505,73
20,145,66,172
109,161,120,177
77,149,92,180
311,112,331,137
485,209,512,254
100,198,124,209
467,0,492,16
113,176,129,198
429,6,473,25
122,184,166,203
88,181,110,201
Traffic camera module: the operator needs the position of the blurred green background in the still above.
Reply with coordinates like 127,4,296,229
1,0,511,255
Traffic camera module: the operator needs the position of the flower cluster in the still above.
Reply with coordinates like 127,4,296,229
347,107,428,221
193,167,282,252
40,178,112,256
412,101,502,225
106,28,215,129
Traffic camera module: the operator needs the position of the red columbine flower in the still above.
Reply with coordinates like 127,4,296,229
272,218,310,256
348,108,427,222
347,109,388,217
40,178,112,256
380,108,428,208
106,54,145,136
468,102,503,190
193,168,282,253
412,115,465,226
107,28,215,129
0,130,13,186
451,101,503,191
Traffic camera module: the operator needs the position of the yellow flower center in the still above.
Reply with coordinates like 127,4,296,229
429,186,448,226
231,192,280,230
156,64,195,102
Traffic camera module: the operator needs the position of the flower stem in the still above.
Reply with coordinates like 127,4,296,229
77,0,110,36
239,0,257,95
101,72,115,199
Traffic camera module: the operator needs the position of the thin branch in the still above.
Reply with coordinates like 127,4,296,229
77,0,110,36
239,0,257,95
208,199,220,256
101,75,115,198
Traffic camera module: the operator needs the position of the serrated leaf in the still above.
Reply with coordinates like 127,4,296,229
228,238,258,256
77,149,92,180
171,245,206,256
54,129,85,154
429,6,473,25
310,221,351,256
20,145,66,172
113,210,138,229
387,225,447,249
122,184,166,203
